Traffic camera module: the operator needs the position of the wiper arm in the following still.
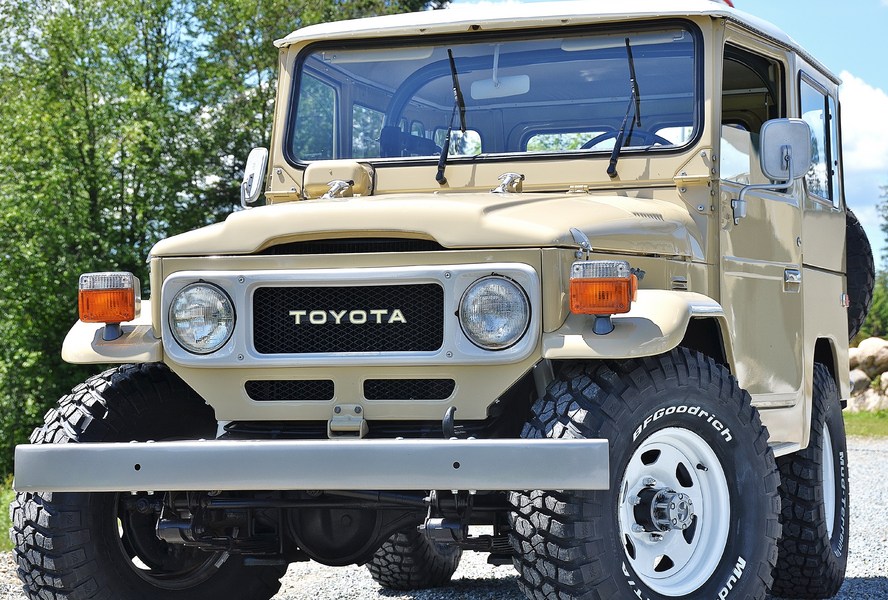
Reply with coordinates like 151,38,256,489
436,49,467,185
607,38,642,179
449,49,467,133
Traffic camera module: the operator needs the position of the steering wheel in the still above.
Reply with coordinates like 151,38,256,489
580,130,672,150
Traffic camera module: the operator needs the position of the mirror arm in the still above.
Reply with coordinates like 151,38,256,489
733,145,795,225
240,174,255,206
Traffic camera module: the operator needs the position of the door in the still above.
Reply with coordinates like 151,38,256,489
718,44,803,406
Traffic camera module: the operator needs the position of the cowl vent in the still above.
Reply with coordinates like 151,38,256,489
260,238,446,255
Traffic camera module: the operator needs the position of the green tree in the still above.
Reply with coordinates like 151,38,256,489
0,0,448,476
859,272,888,340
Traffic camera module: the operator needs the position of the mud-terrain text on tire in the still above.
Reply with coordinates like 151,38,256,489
771,363,850,598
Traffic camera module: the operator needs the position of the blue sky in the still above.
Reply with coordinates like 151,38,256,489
450,0,888,264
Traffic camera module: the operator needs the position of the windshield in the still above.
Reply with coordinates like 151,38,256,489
287,24,699,163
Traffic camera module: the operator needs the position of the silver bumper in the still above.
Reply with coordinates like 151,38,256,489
14,438,609,493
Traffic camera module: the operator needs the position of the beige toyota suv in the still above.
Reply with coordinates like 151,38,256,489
11,2,873,599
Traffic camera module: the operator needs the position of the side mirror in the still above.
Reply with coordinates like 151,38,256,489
240,147,268,208
733,119,812,224
759,118,812,182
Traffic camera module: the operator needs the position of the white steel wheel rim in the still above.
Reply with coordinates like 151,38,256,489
822,423,836,538
618,427,731,596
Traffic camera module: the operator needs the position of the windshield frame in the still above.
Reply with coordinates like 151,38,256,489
283,19,705,170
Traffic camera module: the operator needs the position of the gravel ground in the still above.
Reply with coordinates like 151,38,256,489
1,436,886,600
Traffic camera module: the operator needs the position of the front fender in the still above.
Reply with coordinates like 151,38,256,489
62,300,162,364
542,290,732,364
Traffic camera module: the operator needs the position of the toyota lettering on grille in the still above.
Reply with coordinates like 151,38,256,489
288,309,407,325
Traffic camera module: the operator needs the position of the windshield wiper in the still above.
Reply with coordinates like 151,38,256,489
606,38,642,179
436,49,467,185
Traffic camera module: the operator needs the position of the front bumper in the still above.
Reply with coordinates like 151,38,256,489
14,438,609,493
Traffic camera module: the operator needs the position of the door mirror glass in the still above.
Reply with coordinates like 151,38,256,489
759,119,812,182
241,147,268,207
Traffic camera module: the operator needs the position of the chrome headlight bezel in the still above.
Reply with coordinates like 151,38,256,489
458,275,531,350
168,282,236,355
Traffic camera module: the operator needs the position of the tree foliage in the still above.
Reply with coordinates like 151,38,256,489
0,0,446,476
861,186,888,341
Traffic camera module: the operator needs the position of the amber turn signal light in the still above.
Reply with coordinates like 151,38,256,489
569,261,637,315
78,272,141,323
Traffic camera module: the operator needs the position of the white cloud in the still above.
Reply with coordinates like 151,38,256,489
839,71,888,172
839,71,888,262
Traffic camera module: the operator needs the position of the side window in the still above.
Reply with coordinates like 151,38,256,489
720,123,757,184
720,46,784,185
291,73,337,160
432,129,483,156
800,79,831,203
352,104,384,158
525,131,607,152
828,96,842,206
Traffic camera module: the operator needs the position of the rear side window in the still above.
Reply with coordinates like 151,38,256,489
799,77,840,206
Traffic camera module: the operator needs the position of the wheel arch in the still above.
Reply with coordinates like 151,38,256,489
813,337,839,385
542,290,735,373
813,336,846,408
62,300,162,364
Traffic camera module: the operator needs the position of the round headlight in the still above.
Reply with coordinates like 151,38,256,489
459,276,530,350
169,283,235,354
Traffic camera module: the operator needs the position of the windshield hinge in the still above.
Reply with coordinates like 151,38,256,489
321,179,354,199
673,148,716,187
492,172,525,194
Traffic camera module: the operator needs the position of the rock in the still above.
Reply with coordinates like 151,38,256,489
849,347,860,370
853,337,888,379
864,389,888,412
847,389,888,412
846,393,866,413
850,369,872,396
881,372,888,394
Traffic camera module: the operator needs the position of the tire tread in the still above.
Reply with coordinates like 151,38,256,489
366,528,462,591
508,349,780,600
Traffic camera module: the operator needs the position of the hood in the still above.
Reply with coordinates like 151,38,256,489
150,192,703,260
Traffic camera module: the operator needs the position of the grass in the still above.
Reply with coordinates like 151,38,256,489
0,476,13,552
844,410,888,438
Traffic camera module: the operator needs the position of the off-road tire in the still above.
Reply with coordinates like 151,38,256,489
10,363,286,600
846,208,874,340
771,364,849,598
366,527,462,590
508,349,781,600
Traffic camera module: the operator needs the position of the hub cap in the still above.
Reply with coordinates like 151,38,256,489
822,424,836,538
619,427,730,596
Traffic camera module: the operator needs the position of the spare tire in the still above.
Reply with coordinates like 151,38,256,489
846,208,875,340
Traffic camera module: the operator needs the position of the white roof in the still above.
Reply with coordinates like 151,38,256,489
274,0,836,82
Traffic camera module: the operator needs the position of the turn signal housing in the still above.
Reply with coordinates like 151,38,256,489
78,272,141,323
569,260,637,315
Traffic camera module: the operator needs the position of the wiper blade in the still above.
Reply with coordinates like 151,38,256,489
607,38,642,179
449,48,467,133
436,49,467,185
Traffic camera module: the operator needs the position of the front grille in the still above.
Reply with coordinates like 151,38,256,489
364,379,456,400
245,380,334,402
253,284,444,354
222,419,491,440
